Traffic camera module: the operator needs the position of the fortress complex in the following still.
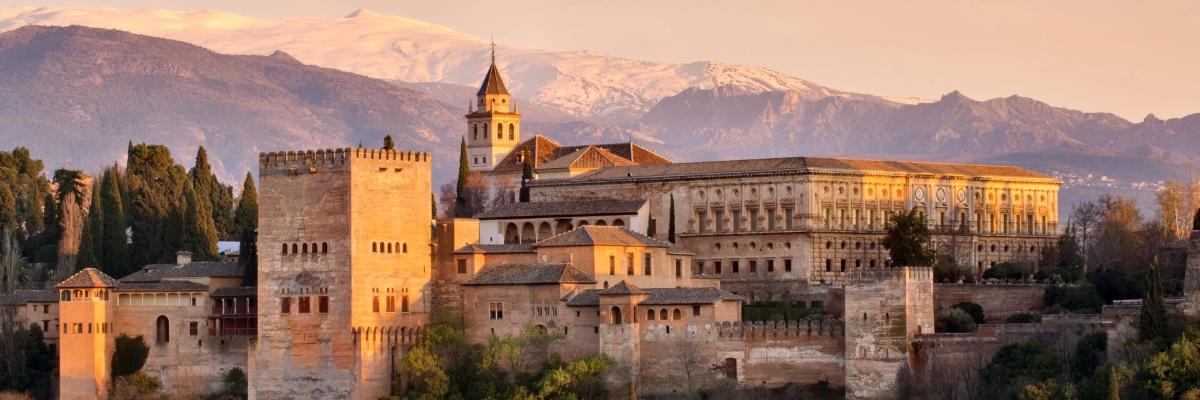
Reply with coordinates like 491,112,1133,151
15,54,1159,400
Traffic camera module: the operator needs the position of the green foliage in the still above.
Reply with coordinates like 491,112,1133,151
519,152,532,203
214,367,247,400
0,186,14,229
742,301,822,321
234,173,258,286
1006,313,1042,324
383,134,395,151
667,193,676,244
1140,260,1169,344
110,371,160,399
1138,336,1200,399
181,184,218,260
953,301,986,324
1017,379,1075,400
936,307,978,333
1043,284,1104,314
454,137,470,218
0,323,56,398
882,208,934,267
111,334,150,378
126,144,189,269
77,178,103,269
99,167,130,277
981,342,1063,399
983,262,1034,282
1072,332,1108,380
0,147,50,235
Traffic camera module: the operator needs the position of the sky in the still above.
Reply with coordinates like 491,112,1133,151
4,0,1199,120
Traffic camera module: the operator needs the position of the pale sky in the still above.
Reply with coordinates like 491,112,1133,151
7,0,1200,120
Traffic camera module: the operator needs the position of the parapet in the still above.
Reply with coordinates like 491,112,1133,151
716,318,844,339
845,266,933,284
259,148,431,174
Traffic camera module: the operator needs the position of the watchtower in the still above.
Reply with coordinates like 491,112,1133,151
843,267,934,400
251,148,432,400
56,268,118,400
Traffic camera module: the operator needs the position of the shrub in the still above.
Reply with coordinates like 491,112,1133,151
111,335,150,378
953,301,986,324
981,342,1062,399
1071,331,1107,380
1006,313,1041,324
110,371,160,399
215,367,248,399
936,308,978,333
1043,284,1104,314
983,261,1035,282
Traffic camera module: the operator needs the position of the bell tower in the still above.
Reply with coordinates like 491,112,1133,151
466,41,520,172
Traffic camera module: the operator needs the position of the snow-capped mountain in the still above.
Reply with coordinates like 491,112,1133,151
0,6,898,118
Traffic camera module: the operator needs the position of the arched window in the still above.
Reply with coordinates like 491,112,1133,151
508,123,515,140
613,219,625,227
472,124,478,141
497,123,503,139
521,222,535,244
60,291,70,301
483,124,487,137
322,243,328,253
647,309,655,320
673,309,681,320
594,220,608,226
311,243,317,254
156,316,170,343
402,243,407,253
387,243,393,253
372,242,377,252
504,223,520,244
292,244,298,254
282,244,288,254
660,309,667,320
302,243,308,253
611,306,623,324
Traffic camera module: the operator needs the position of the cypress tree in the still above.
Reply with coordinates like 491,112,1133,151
233,173,258,286
1193,208,1199,231
454,137,470,217
383,135,395,151
668,193,676,243
99,168,129,277
181,184,218,261
78,176,103,269
0,185,14,229
127,144,189,268
189,147,233,240
1138,258,1167,343
519,151,532,202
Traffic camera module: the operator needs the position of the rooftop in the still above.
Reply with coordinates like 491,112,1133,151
453,243,536,255
119,261,243,283
56,268,119,289
477,62,509,96
567,287,743,306
535,226,671,249
0,289,56,305
465,263,597,286
474,199,646,220
490,135,671,175
532,156,1057,186
211,287,257,297
113,281,209,293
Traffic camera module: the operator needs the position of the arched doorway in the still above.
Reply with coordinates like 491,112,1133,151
156,316,170,344
610,306,623,324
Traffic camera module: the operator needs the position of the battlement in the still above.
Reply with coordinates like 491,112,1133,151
845,266,933,284
258,148,431,174
715,318,844,339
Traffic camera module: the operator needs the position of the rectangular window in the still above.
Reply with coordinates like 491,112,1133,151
785,259,792,272
626,253,635,275
318,296,329,313
643,253,652,276
489,302,504,320
732,261,740,274
298,297,311,313
750,210,759,231
281,297,291,314
386,296,395,312
42,305,48,314
767,259,775,273
716,211,726,232
372,296,380,313
189,322,198,336
457,259,467,274
732,210,742,232
698,212,708,234
695,261,705,275
648,218,657,237
692,305,701,316
609,255,616,275
749,260,757,273
675,259,682,278
785,208,795,230
768,209,777,231
715,261,723,274
401,295,410,313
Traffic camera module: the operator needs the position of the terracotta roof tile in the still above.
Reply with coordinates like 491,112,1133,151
474,199,645,219
464,263,597,286
114,281,209,293
492,135,671,174
119,261,243,283
452,243,536,254
56,268,119,289
535,226,670,248
598,280,645,295
212,287,257,297
567,287,743,306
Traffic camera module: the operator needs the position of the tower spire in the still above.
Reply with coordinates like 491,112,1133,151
490,37,496,65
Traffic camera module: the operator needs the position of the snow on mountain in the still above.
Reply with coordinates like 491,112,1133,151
0,6,897,118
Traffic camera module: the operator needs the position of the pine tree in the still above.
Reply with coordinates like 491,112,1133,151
181,184,218,261
519,151,532,202
882,208,935,267
383,135,395,151
668,193,676,243
1138,257,1167,343
99,168,129,277
233,173,258,286
454,137,470,217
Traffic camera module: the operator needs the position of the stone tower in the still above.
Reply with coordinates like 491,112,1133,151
843,267,934,400
57,268,118,400
597,280,648,396
465,42,520,172
251,148,432,400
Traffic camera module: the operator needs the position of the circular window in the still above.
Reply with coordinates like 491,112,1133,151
838,187,845,195
786,186,793,195
1004,245,1010,252
698,190,705,200
823,186,830,194
867,188,874,196
785,242,792,249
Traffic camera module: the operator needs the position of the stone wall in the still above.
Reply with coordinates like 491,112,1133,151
934,284,1045,321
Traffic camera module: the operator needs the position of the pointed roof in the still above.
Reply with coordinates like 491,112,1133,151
491,135,671,175
539,146,638,170
535,226,671,248
464,263,597,286
477,63,509,96
56,268,119,289
598,280,646,295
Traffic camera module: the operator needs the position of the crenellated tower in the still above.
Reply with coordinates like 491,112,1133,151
465,42,520,172
843,266,934,400
251,148,432,400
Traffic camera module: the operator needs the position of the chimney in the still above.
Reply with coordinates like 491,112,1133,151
176,251,192,265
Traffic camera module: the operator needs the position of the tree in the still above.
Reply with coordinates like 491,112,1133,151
99,167,130,277
1156,180,1195,240
111,334,150,378
1138,258,1168,344
383,134,395,151
0,229,21,294
1072,201,1101,273
454,137,470,217
519,151,532,203
180,184,218,261
53,191,83,282
78,176,103,269
668,193,676,243
1072,331,1107,380
882,208,934,267
234,173,258,286
981,342,1063,400
127,144,189,269
952,302,985,325
219,367,248,399
1140,336,1200,400
189,147,233,240
0,185,14,229
936,308,977,333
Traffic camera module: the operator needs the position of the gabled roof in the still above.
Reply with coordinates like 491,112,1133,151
567,287,743,307
465,263,596,286
535,226,670,248
0,289,56,305
539,146,638,170
453,243,536,254
477,63,509,96
119,261,243,283
490,135,672,175
532,156,1056,186
474,199,645,220
598,280,645,295
56,268,119,289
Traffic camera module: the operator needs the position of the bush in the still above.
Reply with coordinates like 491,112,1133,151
110,371,160,399
983,262,1034,282
953,302,986,324
112,335,150,378
1043,284,1104,314
936,308,978,333
1071,331,1107,380
981,342,1062,400
213,367,248,399
1006,313,1041,324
